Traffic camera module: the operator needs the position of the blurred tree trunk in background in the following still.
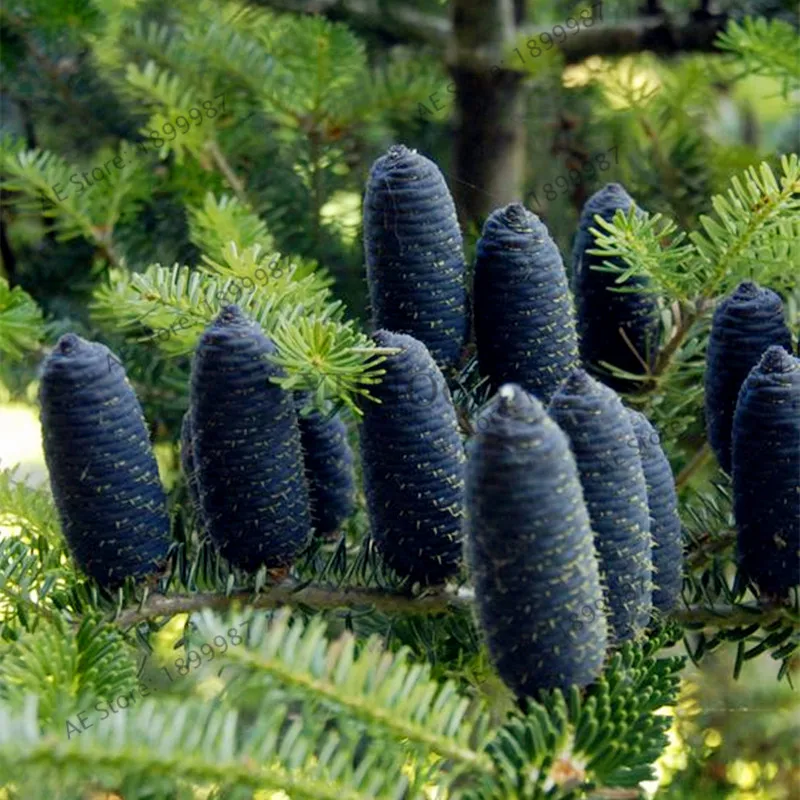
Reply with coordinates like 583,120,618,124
261,0,731,227
449,0,525,224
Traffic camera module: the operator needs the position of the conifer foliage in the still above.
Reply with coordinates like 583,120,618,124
1,4,799,795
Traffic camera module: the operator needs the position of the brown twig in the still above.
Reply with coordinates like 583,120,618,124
675,441,713,490
114,581,798,631
116,582,474,629
205,141,249,206
652,297,710,379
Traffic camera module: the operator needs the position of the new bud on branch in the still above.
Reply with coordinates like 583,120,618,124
39,334,171,587
474,203,580,402
466,384,608,698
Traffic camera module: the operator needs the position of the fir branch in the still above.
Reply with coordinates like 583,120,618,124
115,582,474,629
694,155,800,299
263,2,730,62
0,279,46,360
588,156,798,385
113,582,799,633
588,208,697,301
650,297,710,380
0,10,92,119
0,469,62,544
0,616,138,724
716,17,800,96
188,192,274,256
0,696,414,799
205,140,249,205
589,156,800,305
685,529,737,571
208,610,496,777
675,603,798,630
0,142,123,267
91,262,384,412
674,441,713,491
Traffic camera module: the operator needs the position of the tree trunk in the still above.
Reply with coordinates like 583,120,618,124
449,0,524,226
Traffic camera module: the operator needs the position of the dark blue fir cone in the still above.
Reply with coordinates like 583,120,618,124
39,334,171,588
180,409,205,528
295,394,356,538
571,184,660,391
359,330,465,585
474,203,580,402
363,144,468,370
705,281,792,475
466,384,608,698
732,346,800,598
548,369,652,641
626,409,683,612
190,305,311,572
